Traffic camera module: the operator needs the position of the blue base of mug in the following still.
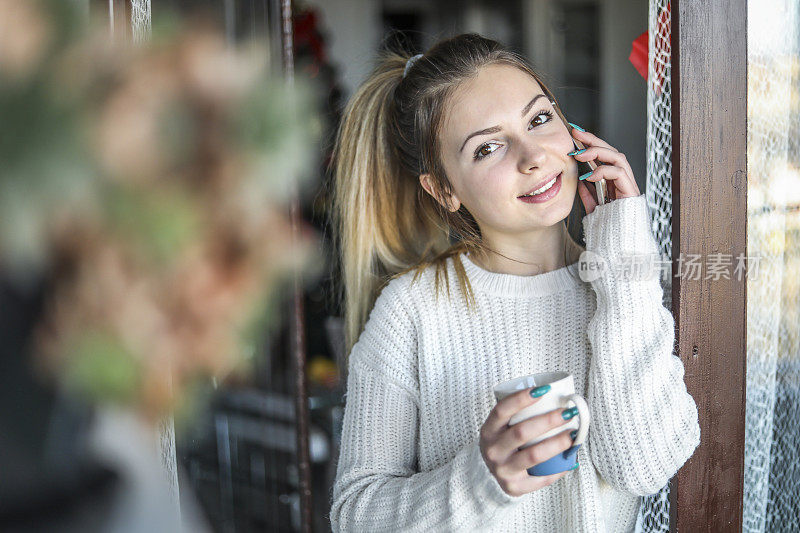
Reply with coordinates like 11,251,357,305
527,444,581,476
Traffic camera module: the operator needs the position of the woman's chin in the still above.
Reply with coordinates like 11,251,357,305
529,187,577,222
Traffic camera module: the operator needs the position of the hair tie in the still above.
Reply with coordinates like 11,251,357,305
403,53,424,78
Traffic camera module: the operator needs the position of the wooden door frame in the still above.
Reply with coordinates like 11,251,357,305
670,0,747,530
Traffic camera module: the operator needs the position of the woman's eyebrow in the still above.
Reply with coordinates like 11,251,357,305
459,93,549,153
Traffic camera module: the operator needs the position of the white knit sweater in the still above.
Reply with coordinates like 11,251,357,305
329,195,701,532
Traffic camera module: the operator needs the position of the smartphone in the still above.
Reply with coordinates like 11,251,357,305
572,136,608,205
546,97,608,205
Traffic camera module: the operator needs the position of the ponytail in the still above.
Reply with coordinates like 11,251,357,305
330,50,450,354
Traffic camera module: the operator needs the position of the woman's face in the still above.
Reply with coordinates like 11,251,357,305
422,63,579,245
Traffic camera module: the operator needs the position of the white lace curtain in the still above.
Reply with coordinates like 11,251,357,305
110,0,180,511
130,0,151,43
744,0,800,531
635,1,673,531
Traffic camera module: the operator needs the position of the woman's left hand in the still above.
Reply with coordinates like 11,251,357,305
571,128,641,215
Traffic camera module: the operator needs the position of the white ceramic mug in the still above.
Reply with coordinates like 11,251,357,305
493,371,590,475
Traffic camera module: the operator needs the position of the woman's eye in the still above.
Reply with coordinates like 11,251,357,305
529,110,554,129
473,110,555,161
474,144,496,159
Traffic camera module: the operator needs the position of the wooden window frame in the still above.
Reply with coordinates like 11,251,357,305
670,0,747,530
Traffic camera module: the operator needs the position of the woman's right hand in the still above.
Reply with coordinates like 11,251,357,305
479,387,577,497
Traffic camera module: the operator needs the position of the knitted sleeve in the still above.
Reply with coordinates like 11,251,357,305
329,279,524,532
580,194,701,496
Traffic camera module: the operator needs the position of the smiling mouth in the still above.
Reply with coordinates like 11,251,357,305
518,172,562,197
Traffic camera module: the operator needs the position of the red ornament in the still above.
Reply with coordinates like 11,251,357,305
629,31,649,80
629,1,671,97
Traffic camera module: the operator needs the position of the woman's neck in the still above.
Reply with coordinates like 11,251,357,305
468,223,584,276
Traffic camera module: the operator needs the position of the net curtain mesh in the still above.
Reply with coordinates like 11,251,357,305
635,0,673,530
130,0,151,43
123,0,180,510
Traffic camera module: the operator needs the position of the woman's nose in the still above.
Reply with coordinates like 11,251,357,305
518,141,548,172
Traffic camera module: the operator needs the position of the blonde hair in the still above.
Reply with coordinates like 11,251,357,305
330,33,585,355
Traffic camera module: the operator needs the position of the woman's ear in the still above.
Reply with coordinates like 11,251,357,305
419,173,461,212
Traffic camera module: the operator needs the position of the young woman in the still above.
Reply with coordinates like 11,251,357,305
328,33,700,532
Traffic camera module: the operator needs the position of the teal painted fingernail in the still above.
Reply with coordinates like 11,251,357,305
570,430,578,440
578,170,593,181
567,149,586,156
530,384,551,398
569,462,580,470
568,122,585,132
562,407,579,420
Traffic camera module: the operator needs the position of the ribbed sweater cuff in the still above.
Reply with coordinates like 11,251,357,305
582,194,660,261
470,441,526,508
